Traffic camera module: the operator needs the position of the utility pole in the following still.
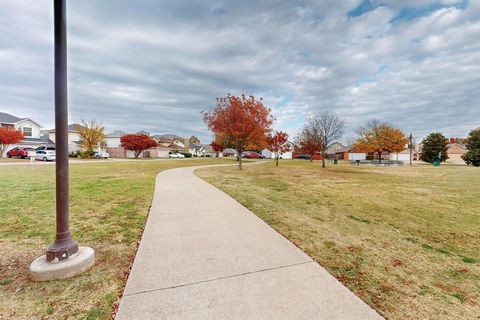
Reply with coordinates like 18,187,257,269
30,0,94,281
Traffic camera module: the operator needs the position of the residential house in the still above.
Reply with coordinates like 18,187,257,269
326,142,347,159
105,130,128,158
261,141,294,160
189,142,205,157
47,123,86,153
0,112,52,155
335,146,366,161
223,148,238,157
447,143,467,163
202,144,216,157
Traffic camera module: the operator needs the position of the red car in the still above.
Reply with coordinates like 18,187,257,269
7,147,34,159
242,151,265,159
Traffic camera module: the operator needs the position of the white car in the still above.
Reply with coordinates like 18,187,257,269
35,150,56,162
169,153,185,158
94,151,110,159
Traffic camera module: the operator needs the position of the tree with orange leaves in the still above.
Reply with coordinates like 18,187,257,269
0,128,24,158
354,119,408,163
203,94,273,169
267,131,289,166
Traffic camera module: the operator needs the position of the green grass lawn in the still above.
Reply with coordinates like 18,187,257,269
197,160,480,320
0,158,232,319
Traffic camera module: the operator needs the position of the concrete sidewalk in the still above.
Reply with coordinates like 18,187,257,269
115,165,383,320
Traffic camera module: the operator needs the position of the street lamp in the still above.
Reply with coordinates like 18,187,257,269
30,0,94,281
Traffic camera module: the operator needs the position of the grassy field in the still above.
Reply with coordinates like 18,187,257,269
197,160,480,320
0,158,232,320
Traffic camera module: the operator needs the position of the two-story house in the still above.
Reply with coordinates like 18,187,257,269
0,112,53,156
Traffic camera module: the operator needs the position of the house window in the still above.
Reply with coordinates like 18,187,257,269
23,127,32,137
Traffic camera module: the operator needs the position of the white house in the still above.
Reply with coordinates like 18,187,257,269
0,112,51,156
261,141,294,160
47,123,85,153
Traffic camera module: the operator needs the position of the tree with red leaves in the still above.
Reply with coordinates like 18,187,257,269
203,94,273,169
267,131,289,166
120,134,158,158
0,128,24,158
210,136,225,158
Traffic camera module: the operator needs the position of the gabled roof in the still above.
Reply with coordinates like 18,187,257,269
106,130,128,138
0,112,22,124
189,142,203,150
202,144,213,152
48,123,85,133
327,141,347,149
0,112,42,127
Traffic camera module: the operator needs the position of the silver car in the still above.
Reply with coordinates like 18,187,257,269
35,150,56,162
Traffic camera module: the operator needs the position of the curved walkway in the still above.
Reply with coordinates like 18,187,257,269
116,165,383,320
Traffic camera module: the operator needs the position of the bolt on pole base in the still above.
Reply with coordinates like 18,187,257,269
46,238,79,262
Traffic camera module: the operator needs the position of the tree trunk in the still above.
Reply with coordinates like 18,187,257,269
378,152,382,164
322,151,326,168
310,154,313,162
275,155,279,167
237,148,242,170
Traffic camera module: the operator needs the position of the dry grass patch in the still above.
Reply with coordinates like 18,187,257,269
197,160,480,320
0,158,232,319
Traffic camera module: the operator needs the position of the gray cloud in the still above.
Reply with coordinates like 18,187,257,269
1,0,479,143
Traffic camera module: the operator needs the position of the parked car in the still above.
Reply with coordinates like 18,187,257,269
35,150,56,162
6,147,35,159
242,152,265,159
169,152,185,158
36,146,56,151
94,151,110,159
294,154,311,160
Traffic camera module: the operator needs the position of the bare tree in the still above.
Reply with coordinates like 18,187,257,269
314,111,345,167
296,111,345,167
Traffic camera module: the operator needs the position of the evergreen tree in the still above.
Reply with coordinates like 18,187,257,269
420,132,449,163
462,128,480,167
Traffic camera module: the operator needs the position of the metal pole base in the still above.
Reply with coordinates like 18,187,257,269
46,238,79,262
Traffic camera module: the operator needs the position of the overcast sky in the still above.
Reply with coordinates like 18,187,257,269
1,0,479,143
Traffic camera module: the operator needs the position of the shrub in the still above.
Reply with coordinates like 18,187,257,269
420,132,449,163
180,152,192,158
79,149,95,159
462,129,480,167
69,150,81,158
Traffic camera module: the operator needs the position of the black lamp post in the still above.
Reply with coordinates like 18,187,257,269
30,0,94,281
45,0,79,262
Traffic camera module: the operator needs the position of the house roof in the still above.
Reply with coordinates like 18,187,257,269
202,144,213,152
0,112,42,127
106,130,128,138
48,123,85,133
154,133,184,141
136,130,150,136
0,112,23,124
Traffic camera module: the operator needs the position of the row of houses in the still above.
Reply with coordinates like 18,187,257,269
0,112,218,158
1,112,469,162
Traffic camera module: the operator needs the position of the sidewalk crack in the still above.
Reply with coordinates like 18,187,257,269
124,260,314,297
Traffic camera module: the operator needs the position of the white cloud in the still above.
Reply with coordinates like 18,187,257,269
0,0,478,143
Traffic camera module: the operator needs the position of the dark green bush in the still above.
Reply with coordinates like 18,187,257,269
180,152,192,158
